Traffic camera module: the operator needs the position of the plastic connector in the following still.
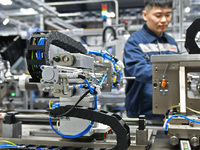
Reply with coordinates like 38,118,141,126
78,75,86,79
161,79,166,87
53,56,61,62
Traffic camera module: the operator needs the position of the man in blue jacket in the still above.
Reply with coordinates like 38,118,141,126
124,0,179,119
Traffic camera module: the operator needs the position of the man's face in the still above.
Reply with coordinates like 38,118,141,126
142,6,172,37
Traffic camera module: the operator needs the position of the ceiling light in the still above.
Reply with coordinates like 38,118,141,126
28,8,35,13
184,7,190,13
0,0,12,5
3,18,9,25
20,8,38,15
20,8,26,12
58,12,81,17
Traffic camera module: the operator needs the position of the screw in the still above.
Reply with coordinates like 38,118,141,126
63,56,69,62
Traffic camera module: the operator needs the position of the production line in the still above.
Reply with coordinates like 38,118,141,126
0,22,199,150
1,1,200,150
0,30,151,150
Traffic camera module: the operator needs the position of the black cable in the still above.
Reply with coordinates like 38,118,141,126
165,108,170,119
56,89,91,117
102,26,117,47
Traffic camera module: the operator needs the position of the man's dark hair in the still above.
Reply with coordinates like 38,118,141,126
144,0,173,8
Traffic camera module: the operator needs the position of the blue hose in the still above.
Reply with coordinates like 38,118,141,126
51,103,60,109
87,50,121,84
84,78,95,94
49,118,94,139
94,78,100,83
165,114,200,131
36,38,45,60
36,38,45,68
87,50,112,61
100,75,107,89
49,94,97,139
0,144,18,148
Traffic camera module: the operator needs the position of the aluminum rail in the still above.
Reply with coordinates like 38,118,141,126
179,0,183,40
15,114,57,122
0,14,30,28
30,0,78,29
31,0,59,16
15,114,52,120
0,112,55,122
3,113,163,126
45,0,119,26
51,18,78,30
45,19,65,30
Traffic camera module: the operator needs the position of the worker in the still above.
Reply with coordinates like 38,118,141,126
123,0,179,119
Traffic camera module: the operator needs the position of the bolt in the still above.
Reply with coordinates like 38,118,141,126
190,136,199,147
63,56,69,62
170,136,179,146
155,103,158,108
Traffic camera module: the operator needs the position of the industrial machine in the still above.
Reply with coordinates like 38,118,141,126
152,54,200,149
0,31,155,150
0,51,18,109
150,18,200,150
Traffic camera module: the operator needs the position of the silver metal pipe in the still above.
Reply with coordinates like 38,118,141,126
23,91,28,110
0,14,30,28
123,77,136,80
15,114,51,120
31,0,59,16
176,39,199,43
51,18,78,29
40,14,44,31
14,114,58,122
39,0,45,30
172,0,177,39
179,0,183,40
45,20,65,30
46,0,119,26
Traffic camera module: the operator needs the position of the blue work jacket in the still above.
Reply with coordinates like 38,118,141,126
124,24,179,119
